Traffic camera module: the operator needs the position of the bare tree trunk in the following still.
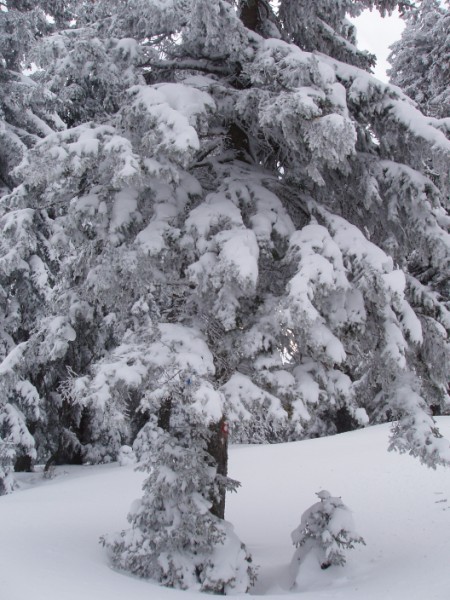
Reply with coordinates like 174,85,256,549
157,397,172,431
207,416,228,519
227,122,252,162
14,454,33,472
239,0,263,33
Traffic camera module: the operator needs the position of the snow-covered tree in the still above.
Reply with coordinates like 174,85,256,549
0,0,449,589
290,490,365,584
279,0,414,70
388,0,450,120
0,1,71,196
0,437,15,494
103,349,256,592
0,1,73,477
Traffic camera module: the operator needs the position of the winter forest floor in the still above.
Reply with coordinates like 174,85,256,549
2,419,450,600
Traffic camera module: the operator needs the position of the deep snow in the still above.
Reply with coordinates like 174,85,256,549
1,419,450,600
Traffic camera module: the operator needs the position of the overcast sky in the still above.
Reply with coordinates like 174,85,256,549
350,9,406,81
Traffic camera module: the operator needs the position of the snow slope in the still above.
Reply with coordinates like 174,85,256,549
1,419,450,600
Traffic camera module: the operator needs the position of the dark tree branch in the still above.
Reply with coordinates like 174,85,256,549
139,58,233,76
188,139,223,169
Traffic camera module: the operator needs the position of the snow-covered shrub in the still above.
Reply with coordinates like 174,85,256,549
42,464,57,480
117,445,136,467
290,490,365,584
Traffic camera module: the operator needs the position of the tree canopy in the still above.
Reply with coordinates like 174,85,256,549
0,0,449,588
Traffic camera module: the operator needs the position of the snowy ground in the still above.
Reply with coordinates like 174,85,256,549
2,419,450,600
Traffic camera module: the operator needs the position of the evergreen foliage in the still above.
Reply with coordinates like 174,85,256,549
388,0,450,119
0,0,449,590
0,1,65,195
103,380,256,592
290,490,365,581
0,437,15,494
279,0,414,70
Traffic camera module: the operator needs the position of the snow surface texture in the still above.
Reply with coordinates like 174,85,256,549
2,419,450,600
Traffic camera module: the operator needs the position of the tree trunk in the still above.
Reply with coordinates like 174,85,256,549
157,396,228,519
14,454,33,472
157,397,172,431
239,0,263,33
227,122,252,162
207,416,228,519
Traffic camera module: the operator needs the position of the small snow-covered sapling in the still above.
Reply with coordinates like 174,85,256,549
291,490,365,576
117,445,136,466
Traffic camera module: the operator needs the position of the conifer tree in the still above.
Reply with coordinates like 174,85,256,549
278,0,414,70
290,490,365,584
0,0,449,588
103,364,256,592
0,0,72,481
0,1,73,195
388,0,450,119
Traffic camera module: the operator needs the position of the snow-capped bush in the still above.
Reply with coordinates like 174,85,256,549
117,445,136,467
290,490,365,585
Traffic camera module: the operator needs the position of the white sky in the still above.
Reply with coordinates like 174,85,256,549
350,9,406,81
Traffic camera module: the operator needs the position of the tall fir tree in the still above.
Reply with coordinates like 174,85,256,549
0,0,74,482
0,1,77,195
388,0,450,120
0,0,449,589
278,0,414,70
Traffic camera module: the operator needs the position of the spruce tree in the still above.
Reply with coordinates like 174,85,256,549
290,490,365,584
0,0,72,480
388,0,450,120
0,1,75,195
103,371,256,592
0,0,449,588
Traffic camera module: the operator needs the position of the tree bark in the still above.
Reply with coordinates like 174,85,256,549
207,416,228,519
14,454,33,472
239,0,263,33
227,122,252,162
157,397,172,431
